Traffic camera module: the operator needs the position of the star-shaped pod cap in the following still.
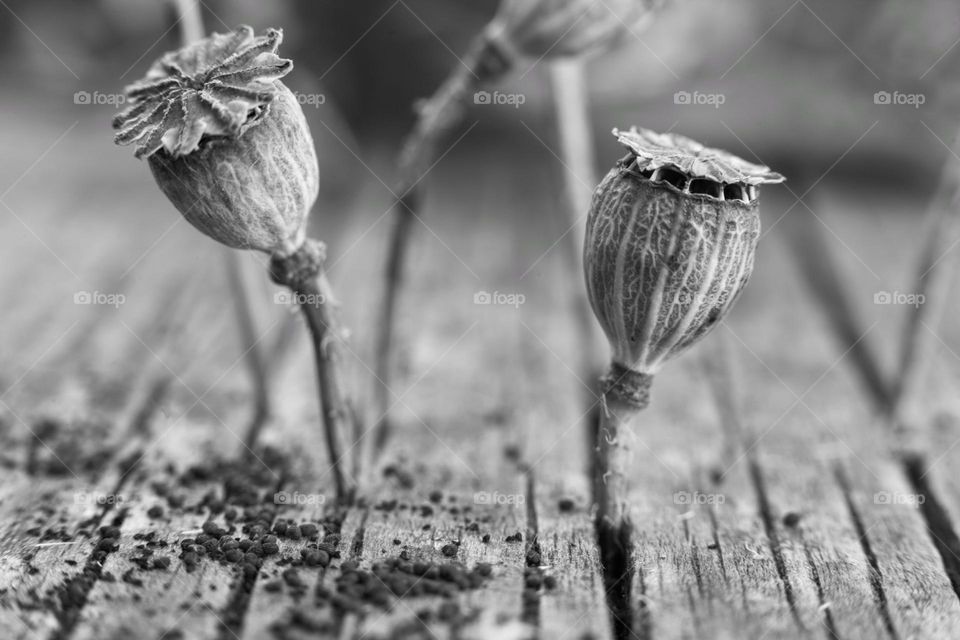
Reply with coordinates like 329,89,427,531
113,26,293,159
614,127,785,186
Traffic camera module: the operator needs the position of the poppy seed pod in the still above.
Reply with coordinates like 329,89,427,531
584,128,784,402
112,26,319,257
487,0,667,60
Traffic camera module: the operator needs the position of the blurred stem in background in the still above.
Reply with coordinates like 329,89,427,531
171,0,276,451
784,128,960,453
888,128,960,430
371,32,512,458
548,59,607,491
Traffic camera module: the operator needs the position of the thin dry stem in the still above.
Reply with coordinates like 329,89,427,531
549,59,607,486
172,0,203,44
271,240,357,504
594,364,651,540
225,254,272,450
593,363,650,638
890,132,960,420
785,168,960,454
549,60,595,251
595,391,639,532
371,33,512,458
170,0,275,452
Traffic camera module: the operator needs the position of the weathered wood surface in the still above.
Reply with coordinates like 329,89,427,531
2,116,960,640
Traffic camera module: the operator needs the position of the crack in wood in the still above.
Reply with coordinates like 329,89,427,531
522,470,541,633
796,528,841,640
47,510,128,640
706,503,728,585
215,471,289,640
834,464,899,640
900,454,960,604
747,456,804,631
332,507,368,636
596,518,639,640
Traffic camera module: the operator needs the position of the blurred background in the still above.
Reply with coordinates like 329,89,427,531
8,0,960,194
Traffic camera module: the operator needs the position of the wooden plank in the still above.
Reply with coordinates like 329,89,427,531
0,276,207,638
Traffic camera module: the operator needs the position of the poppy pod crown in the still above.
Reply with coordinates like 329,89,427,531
112,26,319,257
584,127,784,377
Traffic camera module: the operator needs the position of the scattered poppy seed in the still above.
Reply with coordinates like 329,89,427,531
264,580,282,593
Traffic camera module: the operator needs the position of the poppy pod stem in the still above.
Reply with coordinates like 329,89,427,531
372,33,512,458
270,240,357,504
595,363,652,532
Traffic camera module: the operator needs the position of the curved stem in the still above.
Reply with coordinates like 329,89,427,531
225,254,272,451
170,0,276,452
272,241,357,504
371,33,513,458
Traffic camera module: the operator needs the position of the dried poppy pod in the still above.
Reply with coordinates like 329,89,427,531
112,26,355,502
113,26,319,258
585,127,784,405
584,127,783,569
487,0,668,60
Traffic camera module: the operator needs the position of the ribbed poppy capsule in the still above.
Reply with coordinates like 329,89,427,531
584,127,784,402
112,26,319,258
487,0,667,60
